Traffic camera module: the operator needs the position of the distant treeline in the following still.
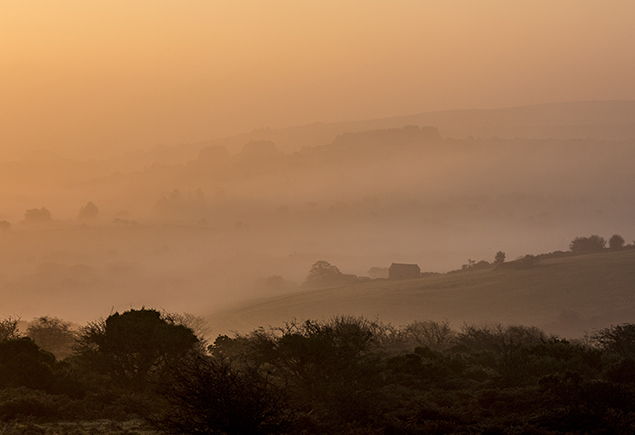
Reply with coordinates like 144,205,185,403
452,233,633,274
2,309,635,434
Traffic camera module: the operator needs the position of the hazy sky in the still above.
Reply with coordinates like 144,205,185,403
2,1,634,159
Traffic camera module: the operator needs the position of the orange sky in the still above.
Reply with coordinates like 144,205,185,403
2,1,634,159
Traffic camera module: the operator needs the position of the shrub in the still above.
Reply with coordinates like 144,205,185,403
591,323,635,358
401,320,456,351
27,316,77,360
149,355,291,435
0,338,56,391
73,308,200,391
0,388,63,422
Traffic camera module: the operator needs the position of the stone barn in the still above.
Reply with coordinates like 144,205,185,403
389,263,421,280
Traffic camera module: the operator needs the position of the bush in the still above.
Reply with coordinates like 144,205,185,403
73,308,199,391
591,323,635,358
149,355,291,435
0,338,56,391
401,320,456,351
27,317,77,360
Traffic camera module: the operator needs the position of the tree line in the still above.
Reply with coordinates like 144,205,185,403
2,309,635,434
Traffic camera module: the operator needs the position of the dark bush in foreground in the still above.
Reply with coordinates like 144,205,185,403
0,339,56,391
149,355,291,435
73,308,199,391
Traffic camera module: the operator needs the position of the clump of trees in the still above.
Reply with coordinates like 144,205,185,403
460,258,491,271
22,207,52,225
303,260,359,289
77,201,99,220
569,233,631,253
570,234,607,253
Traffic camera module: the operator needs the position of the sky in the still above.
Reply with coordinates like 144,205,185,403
2,1,635,159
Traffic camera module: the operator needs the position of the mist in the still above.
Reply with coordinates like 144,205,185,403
1,1,635,333
0,103,633,325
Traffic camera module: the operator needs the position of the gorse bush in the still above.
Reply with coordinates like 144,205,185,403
73,308,200,391
149,355,290,435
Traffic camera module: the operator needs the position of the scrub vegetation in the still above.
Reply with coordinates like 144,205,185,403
2,304,635,434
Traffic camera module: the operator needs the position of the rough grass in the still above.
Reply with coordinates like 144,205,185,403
208,249,635,338
0,420,159,435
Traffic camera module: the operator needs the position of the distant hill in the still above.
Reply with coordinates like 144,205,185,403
175,100,635,156
207,248,635,339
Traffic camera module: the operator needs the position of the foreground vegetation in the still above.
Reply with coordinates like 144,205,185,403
2,308,635,434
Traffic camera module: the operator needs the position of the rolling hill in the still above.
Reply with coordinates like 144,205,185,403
180,100,635,155
207,248,635,339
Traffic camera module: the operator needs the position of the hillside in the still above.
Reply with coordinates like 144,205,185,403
208,248,635,338
155,100,635,155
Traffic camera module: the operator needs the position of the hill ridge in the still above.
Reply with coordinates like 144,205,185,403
208,248,635,339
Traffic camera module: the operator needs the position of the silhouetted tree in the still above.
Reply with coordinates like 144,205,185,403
0,221,10,231
402,319,456,350
27,316,77,360
0,316,21,341
22,208,52,224
609,234,626,250
74,308,199,390
77,201,99,220
494,251,506,264
304,260,356,288
569,235,606,253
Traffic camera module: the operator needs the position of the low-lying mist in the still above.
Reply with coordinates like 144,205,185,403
1,110,634,325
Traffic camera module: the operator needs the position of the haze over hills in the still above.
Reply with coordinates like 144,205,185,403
0,100,633,326
118,100,635,161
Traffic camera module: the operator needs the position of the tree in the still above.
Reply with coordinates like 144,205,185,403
494,251,506,265
569,235,606,253
0,221,10,231
609,234,625,250
27,316,77,360
402,319,456,350
77,201,99,220
303,260,356,288
591,324,635,358
74,308,199,390
0,316,21,341
23,207,52,224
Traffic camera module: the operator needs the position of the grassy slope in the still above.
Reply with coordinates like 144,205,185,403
208,249,635,338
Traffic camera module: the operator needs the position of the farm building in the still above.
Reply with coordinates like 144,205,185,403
389,263,421,280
